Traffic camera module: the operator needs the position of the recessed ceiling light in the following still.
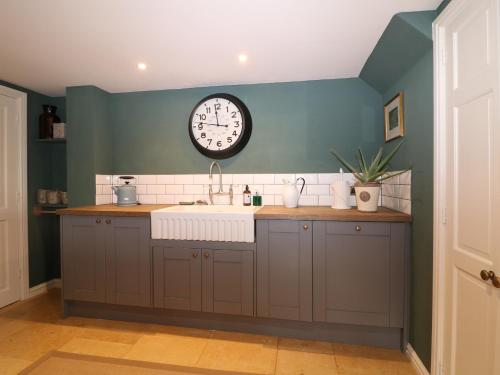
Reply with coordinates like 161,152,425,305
137,62,147,71
238,54,248,64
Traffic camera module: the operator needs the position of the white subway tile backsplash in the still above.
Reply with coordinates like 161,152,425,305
183,184,204,194
157,195,175,204
147,184,165,194
318,173,336,185
157,175,175,184
263,185,283,195
174,175,194,185
296,173,318,184
253,174,275,184
299,195,318,206
165,184,184,194
98,171,411,211
307,184,330,195
274,174,295,184
139,195,157,204
232,174,253,185
138,175,157,185
96,175,112,185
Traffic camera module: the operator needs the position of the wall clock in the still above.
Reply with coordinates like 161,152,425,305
188,93,252,159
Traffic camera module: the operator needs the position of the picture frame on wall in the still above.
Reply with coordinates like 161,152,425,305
384,92,404,142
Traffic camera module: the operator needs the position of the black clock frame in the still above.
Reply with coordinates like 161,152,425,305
188,93,252,159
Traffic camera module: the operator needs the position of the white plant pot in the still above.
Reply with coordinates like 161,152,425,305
354,184,381,212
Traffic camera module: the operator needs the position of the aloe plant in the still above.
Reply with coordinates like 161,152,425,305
330,141,410,185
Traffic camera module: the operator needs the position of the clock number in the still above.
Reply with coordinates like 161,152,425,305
227,137,232,143
207,139,212,145
201,132,206,138
217,140,222,147
198,123,203,130
234,121,240,128
197,114,207,121
214,103,221,111
232,131,237,136
226,106,229,113
231,111,237,118
206,107,211,114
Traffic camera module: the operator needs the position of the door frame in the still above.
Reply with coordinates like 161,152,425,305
0,84,29,302
431,0,486,374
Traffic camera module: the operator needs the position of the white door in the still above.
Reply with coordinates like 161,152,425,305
436,0,500,373
0,92,22,308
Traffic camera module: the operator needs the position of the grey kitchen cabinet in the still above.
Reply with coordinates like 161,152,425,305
153,245,254,316
313,221,407,328
61,216,106,303
105,217,151,307
61,215,151,307
256,220,313,322
153,247,202,311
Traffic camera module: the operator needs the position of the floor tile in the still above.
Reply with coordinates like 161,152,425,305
124,331,210,366
275,338,338,375
58,337,134,358
333,343,416,375
196,331,278,374
0,355,31,375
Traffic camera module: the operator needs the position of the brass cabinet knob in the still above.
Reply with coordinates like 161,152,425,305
303,224,309,231
192,252,198,258
105,219,111,224
96,219,101,224
204,252,210,258
355,225,361,232
480,270,500,288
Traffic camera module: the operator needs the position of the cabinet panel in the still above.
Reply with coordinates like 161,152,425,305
313,221,405,327
61,216,106,303
153,247,201,311
202,249,254,316
106,217,151,307
257,220,312,321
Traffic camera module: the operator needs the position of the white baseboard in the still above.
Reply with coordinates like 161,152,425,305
27,278,61,299
406,344,430,375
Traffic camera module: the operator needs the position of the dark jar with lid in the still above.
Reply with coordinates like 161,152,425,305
39,105,61,139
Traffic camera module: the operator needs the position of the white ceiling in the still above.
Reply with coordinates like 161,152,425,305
0,0,441,96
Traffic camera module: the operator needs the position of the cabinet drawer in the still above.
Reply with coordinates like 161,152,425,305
325,222,390,236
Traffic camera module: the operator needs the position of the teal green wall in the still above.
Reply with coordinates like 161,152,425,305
382,50,434,369
110,79,382,175
360,10,436,371
66,86,112,206
0,80,65,287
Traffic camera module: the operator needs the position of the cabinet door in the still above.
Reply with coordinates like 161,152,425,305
105,217,151,307
153,247,202,311
202,249,254,316
313,221,405,327
61,216,106,303
256,220,312,321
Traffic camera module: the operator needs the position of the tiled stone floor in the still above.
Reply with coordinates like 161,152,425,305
0,289,417,374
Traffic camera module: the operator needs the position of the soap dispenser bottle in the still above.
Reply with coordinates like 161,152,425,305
243,185,251,206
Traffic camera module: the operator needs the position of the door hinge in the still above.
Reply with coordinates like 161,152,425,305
441,207,447,224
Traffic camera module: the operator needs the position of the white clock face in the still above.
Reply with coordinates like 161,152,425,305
190,97,243,152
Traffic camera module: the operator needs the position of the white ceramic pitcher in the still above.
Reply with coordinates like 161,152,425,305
282,177,306,208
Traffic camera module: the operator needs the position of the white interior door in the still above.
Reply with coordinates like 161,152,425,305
0,92,22,308
438,0,500,374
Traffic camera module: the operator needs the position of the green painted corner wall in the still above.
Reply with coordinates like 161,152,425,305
382,49,434,370
0,80,65,287
66,86,112,207
110,78,383,175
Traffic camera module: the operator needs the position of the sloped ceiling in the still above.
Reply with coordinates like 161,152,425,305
0,0,440,96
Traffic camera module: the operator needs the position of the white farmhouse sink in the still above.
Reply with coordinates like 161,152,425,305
151,205,262,242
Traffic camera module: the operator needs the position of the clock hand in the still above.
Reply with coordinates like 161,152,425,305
215,110,220,126
199,122,229,127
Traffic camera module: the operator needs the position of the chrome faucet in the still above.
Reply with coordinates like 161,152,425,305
208,161,233,205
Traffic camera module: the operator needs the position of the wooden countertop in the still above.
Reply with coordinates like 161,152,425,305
57,204,172,217
254,206,412,222
57,204,411,222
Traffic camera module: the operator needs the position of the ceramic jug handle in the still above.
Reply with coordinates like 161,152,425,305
296,177,306,195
